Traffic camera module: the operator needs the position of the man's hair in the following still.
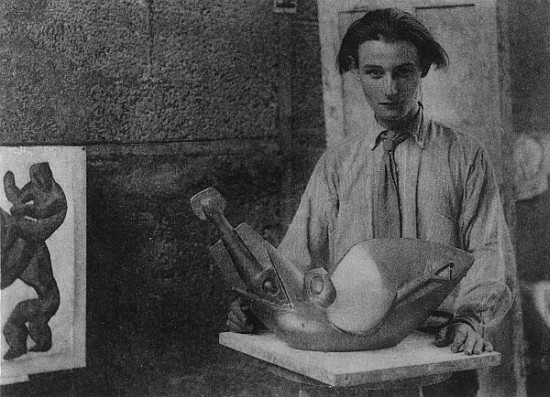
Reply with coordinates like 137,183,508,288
337,8,449,77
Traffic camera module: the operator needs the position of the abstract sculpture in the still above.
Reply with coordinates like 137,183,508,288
1,162,67,360
191,187,475,352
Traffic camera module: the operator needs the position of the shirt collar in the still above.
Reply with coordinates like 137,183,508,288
369,102,426,150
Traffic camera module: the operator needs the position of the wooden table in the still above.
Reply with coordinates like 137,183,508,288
219,331,501,396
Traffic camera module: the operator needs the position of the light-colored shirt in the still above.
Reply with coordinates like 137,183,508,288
278,106,516,330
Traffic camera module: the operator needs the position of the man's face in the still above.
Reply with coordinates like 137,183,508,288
355,40,422,124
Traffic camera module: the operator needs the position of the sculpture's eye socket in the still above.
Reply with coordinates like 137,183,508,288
304,269,336,308
262,278,279,294
310,277,325,295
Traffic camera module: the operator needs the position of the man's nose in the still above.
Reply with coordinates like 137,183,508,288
383,74,398,97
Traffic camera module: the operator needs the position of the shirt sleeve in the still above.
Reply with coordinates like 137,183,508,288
456,145,517,333
277,153,339,273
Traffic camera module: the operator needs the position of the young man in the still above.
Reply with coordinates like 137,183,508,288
228,8,515,363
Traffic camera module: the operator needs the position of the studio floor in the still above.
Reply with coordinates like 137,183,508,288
1,334,302,397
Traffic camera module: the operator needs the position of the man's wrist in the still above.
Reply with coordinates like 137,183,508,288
450,315,483,335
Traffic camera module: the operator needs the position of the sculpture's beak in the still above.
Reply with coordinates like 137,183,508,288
191,187,294,307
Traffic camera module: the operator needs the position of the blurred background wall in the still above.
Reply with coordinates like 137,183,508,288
509,1,550,396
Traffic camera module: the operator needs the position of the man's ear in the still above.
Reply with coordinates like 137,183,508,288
347,56,361,81
347,55,357,71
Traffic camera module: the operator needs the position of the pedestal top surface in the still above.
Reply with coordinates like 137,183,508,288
219,331,501,387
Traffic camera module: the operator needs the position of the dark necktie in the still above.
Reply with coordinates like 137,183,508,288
374,130,410,238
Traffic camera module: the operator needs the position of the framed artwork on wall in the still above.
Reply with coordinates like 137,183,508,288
0,146,86,385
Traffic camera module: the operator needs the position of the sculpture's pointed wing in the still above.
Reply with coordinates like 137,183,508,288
327,239,474,335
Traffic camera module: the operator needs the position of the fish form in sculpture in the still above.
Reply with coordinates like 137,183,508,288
190,187,475,352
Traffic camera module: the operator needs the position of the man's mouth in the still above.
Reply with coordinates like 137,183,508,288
380,101,404,107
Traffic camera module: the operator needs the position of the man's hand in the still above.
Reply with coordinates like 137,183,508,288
227,297,254,333
435,322,493,355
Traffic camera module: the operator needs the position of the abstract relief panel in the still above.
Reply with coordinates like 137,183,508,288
0,146,86,384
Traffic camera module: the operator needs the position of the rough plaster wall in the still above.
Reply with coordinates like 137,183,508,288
293,0,323,132
293,20,324,132
0,0,284,143
0,1,89,142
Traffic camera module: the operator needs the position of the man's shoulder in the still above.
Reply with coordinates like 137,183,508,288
321,133,372,162
312,134,373,177
424,117,485,153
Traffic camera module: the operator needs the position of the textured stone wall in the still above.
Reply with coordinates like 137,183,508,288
0,0,290,143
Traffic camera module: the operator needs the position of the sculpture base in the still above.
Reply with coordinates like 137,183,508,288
219,331,501,388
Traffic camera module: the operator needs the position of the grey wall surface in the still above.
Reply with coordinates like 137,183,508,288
509,0,550,136
2,0,276,142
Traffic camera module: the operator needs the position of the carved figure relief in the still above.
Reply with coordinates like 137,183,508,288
1,162,67,360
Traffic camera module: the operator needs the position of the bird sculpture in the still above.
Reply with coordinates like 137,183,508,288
190,187,474,352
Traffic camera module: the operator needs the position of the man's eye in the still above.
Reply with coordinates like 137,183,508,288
364,70,384,79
